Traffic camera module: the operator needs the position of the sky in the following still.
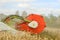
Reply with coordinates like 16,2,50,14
0,0,60,16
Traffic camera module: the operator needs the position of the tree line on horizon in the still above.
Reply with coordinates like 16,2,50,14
44,14,60,28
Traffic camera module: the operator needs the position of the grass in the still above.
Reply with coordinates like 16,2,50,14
0,28,60,40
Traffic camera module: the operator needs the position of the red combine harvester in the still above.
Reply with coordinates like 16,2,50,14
17,14,46,34
4,14,46,34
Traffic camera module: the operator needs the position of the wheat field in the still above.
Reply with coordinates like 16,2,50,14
0,27,60,40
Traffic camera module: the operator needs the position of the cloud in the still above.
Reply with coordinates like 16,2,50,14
0,0,35,3
0,9,17,15
0,0,35,8
16,0,35,2
0,0,12,3
26,8,60,16
18,3,30,8
0,8,60,16
0,0,60,16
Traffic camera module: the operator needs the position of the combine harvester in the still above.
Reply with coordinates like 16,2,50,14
2,14,46,34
